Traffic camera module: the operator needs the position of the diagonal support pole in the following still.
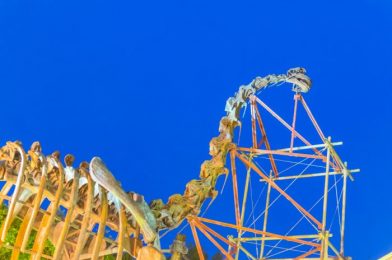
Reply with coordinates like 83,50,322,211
235,151,322,229
189,219,205,260
252,96,279,178
255,97,324,158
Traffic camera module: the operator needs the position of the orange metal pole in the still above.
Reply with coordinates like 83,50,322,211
299,96,326,141
230,150,241,227
196,217,319,248
235,151,323,229
255,97,324,157
293,247,320,260
257,96,341,171
193,221,234,260
189,220,205,260
193,217,237,248
252,98,279,178
299,96,341,173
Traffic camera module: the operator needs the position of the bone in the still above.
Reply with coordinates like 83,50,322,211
0,68,311,259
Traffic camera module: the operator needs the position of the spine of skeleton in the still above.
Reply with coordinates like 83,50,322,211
0,68,311,259
149,67,311,231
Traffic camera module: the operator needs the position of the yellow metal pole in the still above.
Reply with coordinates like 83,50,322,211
328,238,344,260
321,137,331,259
235,156,252,260
259,169,359,182
323,231,330,260
340,162,348,256
236,233,329,242
260,171,272,259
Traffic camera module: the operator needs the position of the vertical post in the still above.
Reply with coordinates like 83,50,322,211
251,98,258,149
340,162,348,256
74,173,94,259
53,169,80,260
321,137,331,259
260,171,272,259
323,231,330,260
236,151,322,229
230,150,241,227
235,158,252,260
116,206,127,260
290,94,300,152
91,187,108,260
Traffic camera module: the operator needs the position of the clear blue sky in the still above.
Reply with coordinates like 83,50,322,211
0,1,391,259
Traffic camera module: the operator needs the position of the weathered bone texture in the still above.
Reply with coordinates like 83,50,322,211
149,67,311,231
0,67,310,259
0,142,145,259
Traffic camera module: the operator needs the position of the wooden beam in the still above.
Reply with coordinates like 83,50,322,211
53,170,80,260
32,157,64,260
91,187,109,260
73,173,94,259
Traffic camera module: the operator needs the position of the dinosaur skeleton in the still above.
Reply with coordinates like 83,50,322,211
0,68,311,259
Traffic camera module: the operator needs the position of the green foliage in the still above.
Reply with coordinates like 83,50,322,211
104,254,116,260
211,252,224,260
0,204,55,259
185,243,208,260
103,253,133,260
185,243,224,260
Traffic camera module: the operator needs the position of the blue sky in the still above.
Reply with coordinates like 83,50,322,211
0,0,391,259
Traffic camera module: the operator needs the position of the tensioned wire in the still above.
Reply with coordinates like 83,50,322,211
247,172,260,258
257,155,327,169
328,182,343,232
241,240,311,255
267,239,320,258
240,155,322,257
234,78,318,258
238,76,323,257
331,172,342,230
244,155,327,258
242,156,313,257
241,153,327,232
246,156,316,258
242,150,326,236
265,175,344,257
243,154,319,228
162,77,317,253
